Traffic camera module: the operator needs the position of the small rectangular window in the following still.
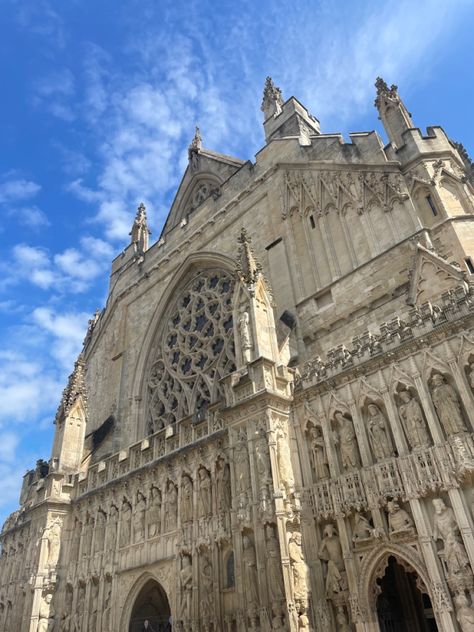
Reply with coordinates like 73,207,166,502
309,215,316,229
426,194,438,216
466,257,474,274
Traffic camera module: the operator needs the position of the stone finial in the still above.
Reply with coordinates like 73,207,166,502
261,76,283,120
236,228,274,302
130,202,151,252
188,126,202,157
55,354,87,424
374,77,400,106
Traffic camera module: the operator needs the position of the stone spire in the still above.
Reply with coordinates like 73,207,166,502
374,77,414,150
130,202,151,252
236,227,273,303
261,76,283,120
55,353,87,424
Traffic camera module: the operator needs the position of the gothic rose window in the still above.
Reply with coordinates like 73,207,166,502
146,269,236,434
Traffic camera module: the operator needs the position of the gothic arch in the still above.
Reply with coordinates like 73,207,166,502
130,251,239,440
357,542,433,624
120,571,173,632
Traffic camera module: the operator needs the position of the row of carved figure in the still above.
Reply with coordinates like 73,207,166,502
70,459,232,558
305,373,470,478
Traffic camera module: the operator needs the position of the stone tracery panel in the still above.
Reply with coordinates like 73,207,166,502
146,268,236,434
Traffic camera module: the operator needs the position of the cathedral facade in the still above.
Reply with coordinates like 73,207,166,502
1,77,474,632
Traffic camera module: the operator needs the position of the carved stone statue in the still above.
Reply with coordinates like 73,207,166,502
43,517,61,567
397,389,430,449
289,531,309,602
198,467,212,517
318,524,345,597
242,534,259,608
455,593,474,632
216,457,231,512
432,498,470,577
200,552,213,618
430,374,466,435
335,607,351,632
120,500,132,547
352,513,373,542
133,492,146,543
181,476,193,523
333,411,361,470
179,554,193,621
239,310,252,363
387,501,413,534
276,422,294,495
38,592,55,632
88,580,99,631
147,487,162,538
73,582,85,632
366,403,394,460
308,425,329,480
102,580,112,631
235,430,251,493
94,510,106,552
255,426,271,483
83,515,93,557
265,524,284,603
165,481,178,531
106,505,118,551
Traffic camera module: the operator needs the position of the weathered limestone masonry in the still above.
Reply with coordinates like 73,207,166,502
1,77,474,632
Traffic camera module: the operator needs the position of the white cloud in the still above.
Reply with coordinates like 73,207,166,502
0,177,41,204
32,307,90,369
33,68,76,121
14,206,50,228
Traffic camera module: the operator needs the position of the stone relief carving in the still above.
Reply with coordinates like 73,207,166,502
43,517,62,568
275,420,295,496
397,389,431,449
265,523,285,603
198,467,212,517
333,411,361,471
216,456,231,512
94,509,106,553
133,491,146,543
181,475,193,524
352,513,376,543
179,553,193,621
242,534,259,609
366,403,395,461
88,579,99,630
455,593,474,631
239,310,253,364
147,486,162,538
105,505,118,551
432,498,471,579
318,524,346,598
335,606,351,632
165,481,178,531
289,530,309,603
430,374,467,435
387,500,414,535
200,550,214,619
308,423,329,480
37,591,55,632
234,429,251,495
120,499,132,547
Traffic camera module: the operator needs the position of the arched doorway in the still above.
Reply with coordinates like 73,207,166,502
129,579,171,632
376,556,438,632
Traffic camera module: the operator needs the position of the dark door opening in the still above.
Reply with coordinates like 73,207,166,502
129,579,172,632
376,556,438,632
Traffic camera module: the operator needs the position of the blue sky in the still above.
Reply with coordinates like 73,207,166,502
0,0,473,525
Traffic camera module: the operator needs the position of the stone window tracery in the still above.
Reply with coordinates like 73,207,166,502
146,269,236,434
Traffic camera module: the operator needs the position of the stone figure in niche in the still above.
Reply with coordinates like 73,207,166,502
73,582,85,632
333,411,361,471
387,501,413,534
216,457,231,512
94,510,106,553
455,594,474,632
308,424,329,480
276,421,295,494
239,310,252,363
147,487,162,538
265,523,284,602
179,555,193,621
88,580,99,631
397,389,430,449
242,534,259,607
60,585,73,632
271,608,285,631
288,531,309,602
83,515,93,557
133,491,146,543
198,467,212,517
430,374,467,435
255,426,271,483
352,513,374,542
44,517,61,567
318,524,346,597
235,430,251,494
165,481,178,531
468,362,474,391
102,580,112,631
335,607,351,632
120,500,132,547
200,552,214,618
37,592,55,632
367,403,394,460
106,505,118,551
432,498,470,577
181,476,193,523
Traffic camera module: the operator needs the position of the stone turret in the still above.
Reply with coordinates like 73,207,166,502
375,77,414,150
129,202,151,253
